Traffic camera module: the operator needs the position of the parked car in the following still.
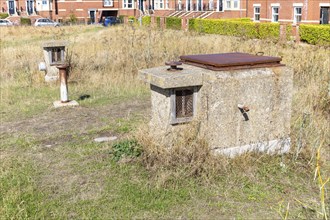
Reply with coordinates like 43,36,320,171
34,18,60,27
103,16,120,27
0,19,13,26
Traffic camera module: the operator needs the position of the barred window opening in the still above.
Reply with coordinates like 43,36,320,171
175,89,194,118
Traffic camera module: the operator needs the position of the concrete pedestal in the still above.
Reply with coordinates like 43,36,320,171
53,100,79,108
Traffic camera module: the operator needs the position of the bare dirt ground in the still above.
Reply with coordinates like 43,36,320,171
0,99,149,142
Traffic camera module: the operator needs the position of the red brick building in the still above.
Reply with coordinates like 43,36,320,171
0,0,329,24
247,1,329,24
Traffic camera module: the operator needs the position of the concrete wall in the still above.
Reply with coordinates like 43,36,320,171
200,67,293,150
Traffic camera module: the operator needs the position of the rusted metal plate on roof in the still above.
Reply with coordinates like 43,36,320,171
180,53,284,70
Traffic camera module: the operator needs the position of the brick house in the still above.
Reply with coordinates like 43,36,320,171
248,1,329,25
0,0,329,24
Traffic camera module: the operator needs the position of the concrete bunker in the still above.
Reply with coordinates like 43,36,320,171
39,40,68,82
139,53,293,157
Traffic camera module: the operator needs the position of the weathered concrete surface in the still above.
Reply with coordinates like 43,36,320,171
201,66,293,151
139,63,293,156
139,64,204,89
41,41,68,82
94,136,118,143
42,41,68,48
53,100,79,108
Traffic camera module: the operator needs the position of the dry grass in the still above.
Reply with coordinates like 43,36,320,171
0,24,329,219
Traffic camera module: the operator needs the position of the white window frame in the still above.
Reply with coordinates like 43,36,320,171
123,0,133,9
186,0,192,11
293,6,302,24
178,0,182,10
155,0,164,9
225,0,231,9
209,0,213,10
254,6,260,21
233,0,239,9
272,6,279,22
104,0,113,7
224,0,239,10
196,0,203,11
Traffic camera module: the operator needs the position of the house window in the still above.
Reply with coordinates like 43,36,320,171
272,7,279,22
104,0,113,6
226,0,231,9
42,0,47,5
225,0,239,10
49,47,65,65
233,0,238,9
166,0,169,9
217,0,223,11
293,7,302,24
209,0,213,10
254,6,260,21
178,0,182,10
155,0,164,9
123,0,133,8
170,87,198,124
320,7,329,24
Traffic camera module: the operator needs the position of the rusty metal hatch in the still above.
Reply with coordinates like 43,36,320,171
175,89,194,118
179,52,284,71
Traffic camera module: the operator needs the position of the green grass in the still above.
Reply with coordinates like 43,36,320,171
0,131,321,219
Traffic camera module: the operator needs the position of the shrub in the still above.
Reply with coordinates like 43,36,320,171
118,15,125,24
166,17,181,30
189,18,280,40
111,139,142,162
0,13,8,19
286,24,293,40
20,17,31,26
156,16,161,28
299,24,330,46
142,16,151,26
68,13,78,24
222,17,252,22
128,16,137,23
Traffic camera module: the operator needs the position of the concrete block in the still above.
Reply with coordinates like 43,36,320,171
53,100,79,108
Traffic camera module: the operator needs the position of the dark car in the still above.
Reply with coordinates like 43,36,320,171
103,16,120,27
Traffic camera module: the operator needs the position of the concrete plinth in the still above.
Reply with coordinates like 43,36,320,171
45,75,59,82
53,100,79,108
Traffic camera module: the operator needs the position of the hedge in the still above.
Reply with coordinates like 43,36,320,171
166,17,181,30
20,17,31,26
189,18,282,40
118,15,125,23
128,16,137,23
0,13,8,19
142,16,151,26
221,18,252,22
156,17,161,28
299,24,330,46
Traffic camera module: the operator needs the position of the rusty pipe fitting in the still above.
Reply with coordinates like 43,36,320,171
165,61,183,71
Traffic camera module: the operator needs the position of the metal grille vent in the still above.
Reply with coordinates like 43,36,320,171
175,89,194,118
50,48,65,64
